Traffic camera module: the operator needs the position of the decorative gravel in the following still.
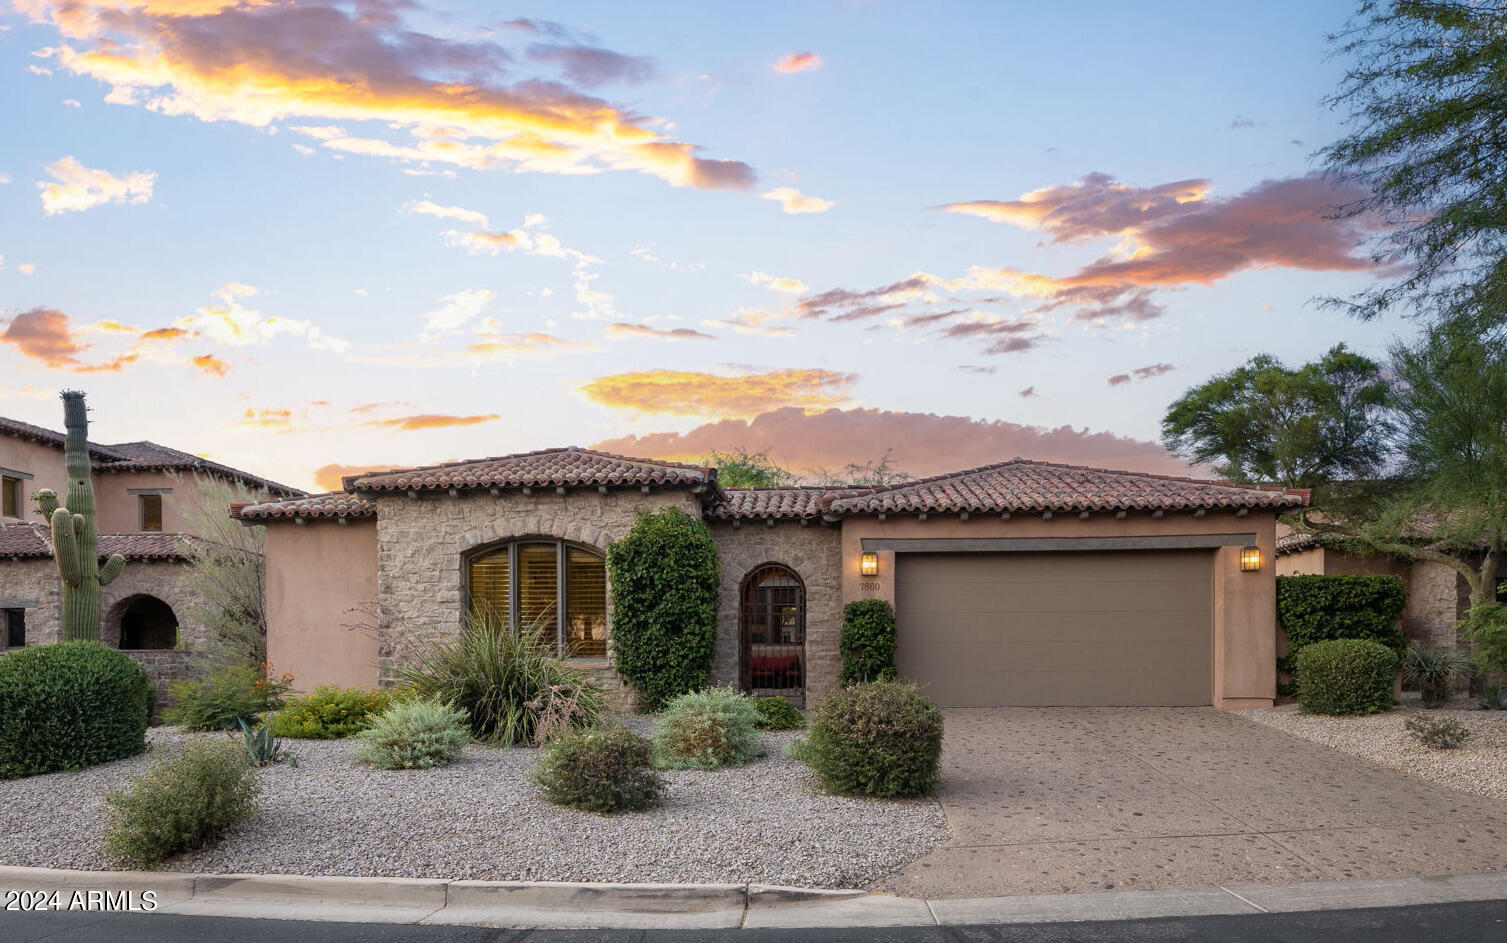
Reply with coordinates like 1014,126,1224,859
1242,694,1507,800
0,720,948,888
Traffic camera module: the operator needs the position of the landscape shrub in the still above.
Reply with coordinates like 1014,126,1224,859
839,600,898,685
271,686,392,739
1461,601,1507,677
533,724,664,813
238,717,294,767
1479,683,1506,711
1401,643,1471,708
795,680,942,798
354,699,470,770
1404,715,1471,750
652,687,762,770
102,740,259,868
1295,638,1398,716
752,696,805,730
165,662,292,731
0,641,153,779
398,610,604,745
607,508,721,711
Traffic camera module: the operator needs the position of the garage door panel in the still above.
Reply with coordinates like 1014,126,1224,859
895,550,1212,707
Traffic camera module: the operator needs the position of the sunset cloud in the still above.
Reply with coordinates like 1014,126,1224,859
174,282,348,353
761,187,834,215
580,368,856,418
23,0,754,191
362,413,500,431
772,51,822,74
526,43,654,87
238,407,298,433
1107,362,1175,386
190,353,230,376
740,271,808,294
466,332,598,360
36,155,155,215
313,462,406,492
420,289,495,342
0,307,89,367
702,308,797,338
405,200,489,229
592,406,1190,478
605,322,716,341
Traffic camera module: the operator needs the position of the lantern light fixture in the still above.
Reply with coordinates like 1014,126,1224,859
1239,545,1262,572
860,551,879,577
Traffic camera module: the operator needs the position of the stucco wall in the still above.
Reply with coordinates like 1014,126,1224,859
0,557,208,650
708,520,843,702
838,510,1280,709
370,488,703,702
264,519,381,691
0,437,66,522
94,469,191,534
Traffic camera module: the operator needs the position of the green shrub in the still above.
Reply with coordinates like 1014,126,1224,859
238,717,294,767
1404,715,1471,750
1277,574,1407,655
533,724,664,813
272,686,392,739
398,610,604,745
1401,643,1471,708
102,740,259,868
652,687,762,770
839,600,898,685
164,663,292,731
1295,638,1398,716
0,641,154,779
607,508,721,711
354,699,470,770
752,696,805,730
1462,601,1507,676
796,680,942,798
1479,683,1506,711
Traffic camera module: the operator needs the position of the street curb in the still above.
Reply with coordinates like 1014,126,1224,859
3,865,1507,929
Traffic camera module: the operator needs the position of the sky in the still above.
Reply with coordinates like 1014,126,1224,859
0,0,1406,493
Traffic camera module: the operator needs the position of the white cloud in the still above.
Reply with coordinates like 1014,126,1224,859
740,271,809,294
18,263,36,275
173,282,349,353
36,156,156,215
405,199,490,229
420,289,496,342
760,187,835,215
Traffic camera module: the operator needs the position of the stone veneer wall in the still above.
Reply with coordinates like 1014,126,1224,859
120,649,195,719
708,520,844,705
0,558,209,652
0,559,59,648
1403,560,1467,652
370,487,704,709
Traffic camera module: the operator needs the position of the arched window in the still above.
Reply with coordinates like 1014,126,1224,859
115,595,178,650
468,540,608,658
740,564,806,700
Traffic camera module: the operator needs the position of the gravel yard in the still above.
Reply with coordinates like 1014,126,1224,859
0,722,948,888
1242,694,1507,800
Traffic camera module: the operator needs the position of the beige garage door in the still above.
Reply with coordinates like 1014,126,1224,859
894,550,1212,707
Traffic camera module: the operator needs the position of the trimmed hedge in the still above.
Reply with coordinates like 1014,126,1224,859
839,599,898,685
608,508,721,711
0,641,153,779
1277,574,1407,653
795,680,942,798
1295,638,1398,716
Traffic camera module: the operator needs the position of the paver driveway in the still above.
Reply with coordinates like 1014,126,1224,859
878,708,1507,899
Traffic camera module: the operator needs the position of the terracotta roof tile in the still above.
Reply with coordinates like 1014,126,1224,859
707,487,864,521
825,459,1310,516
345,447,718,495
0,521,199,561
234,493,376,521
1276,531,1324,555
0,416,124,460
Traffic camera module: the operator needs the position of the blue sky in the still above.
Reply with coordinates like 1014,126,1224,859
0,0,1401,491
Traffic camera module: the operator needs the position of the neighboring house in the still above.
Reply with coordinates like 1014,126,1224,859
1276,530,1507,652
0,414,301,657
237,447,1308,710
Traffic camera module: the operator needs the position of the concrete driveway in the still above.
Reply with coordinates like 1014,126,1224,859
879,708,1507,899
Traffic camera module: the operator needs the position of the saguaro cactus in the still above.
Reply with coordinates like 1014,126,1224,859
34,390,125,642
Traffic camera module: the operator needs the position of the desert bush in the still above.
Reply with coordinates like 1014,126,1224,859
354,699,470,770
0,641,153,779
1295,639,1398,716
165,662,292,731
1401,643,1471,708
752,696,805,730
608,508,721,711
1479,683,1507,711
398,609,604,745
533,724,664,813
795,680,942,798
102,740,259,868
652,687,762,770
839,599,898,684
1404,715,1471,750
271,686,391,739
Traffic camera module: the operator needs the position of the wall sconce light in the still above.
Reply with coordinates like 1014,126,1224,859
1240,545,1262,572
860,552,879,577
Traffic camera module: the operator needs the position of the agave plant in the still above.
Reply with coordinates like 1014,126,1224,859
237,716,295,767
1401,643,1472,708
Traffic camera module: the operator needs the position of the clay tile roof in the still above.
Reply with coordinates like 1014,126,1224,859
825,459,1311,516
1276,531,1325,555
0,415,124,460
99,441,302,497
233,492,376,522
707,487,866,521
0,521,198,561
344,447,718,495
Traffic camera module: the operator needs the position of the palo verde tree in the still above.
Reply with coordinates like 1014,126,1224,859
35,390,126,642
701,448,798,488
1161,344,1392,489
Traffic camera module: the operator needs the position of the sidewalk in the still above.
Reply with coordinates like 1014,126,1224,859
3,866,1507,930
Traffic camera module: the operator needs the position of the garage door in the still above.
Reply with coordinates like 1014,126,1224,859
894,550,1212,707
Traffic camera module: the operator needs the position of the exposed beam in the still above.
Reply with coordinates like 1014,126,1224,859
1193,508,1207,518
959,511,970,521
555,486,567,496
1078,510,1090,520
1152,509,1164,519
1041,510,1053,520
1000,511,1011,520
598,485,609,495
1115,510,1127,520
917,512,928,521
522,486,533,496
641,485,651,494
877,512,887,522
489,487,501,497
1236,507,1249,517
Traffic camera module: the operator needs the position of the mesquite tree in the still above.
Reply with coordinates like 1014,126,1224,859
35,390,125,642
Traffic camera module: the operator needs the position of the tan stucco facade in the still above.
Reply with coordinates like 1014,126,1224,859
264,519,381,691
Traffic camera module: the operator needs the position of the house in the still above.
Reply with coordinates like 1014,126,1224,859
237,447,1308,709
0,414,301,663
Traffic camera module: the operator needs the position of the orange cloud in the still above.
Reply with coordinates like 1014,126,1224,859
312,462,404,492
191,353,230,376
593,406,1191,479
1,307,91,367
362,413,500,431
580,368,856,418
760,187,834,214
467,332,597,360
772,51,822,74
141,326,188,341
605,322,715,341
24,0,754,191
238,407,298,432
